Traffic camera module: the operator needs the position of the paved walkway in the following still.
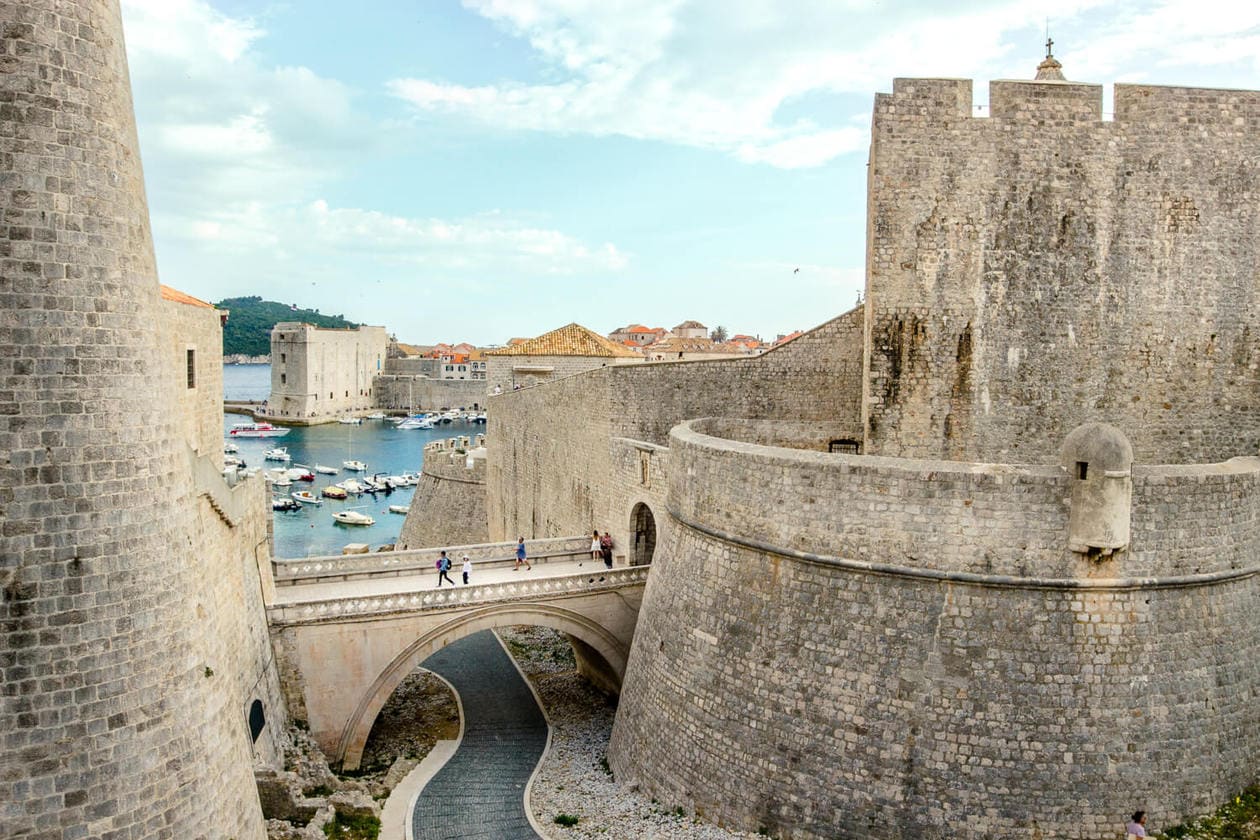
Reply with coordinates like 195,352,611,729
271,558,620,604
412,630,548,839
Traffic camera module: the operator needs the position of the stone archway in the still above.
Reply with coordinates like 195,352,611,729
631,502,657,566
336,603,628,770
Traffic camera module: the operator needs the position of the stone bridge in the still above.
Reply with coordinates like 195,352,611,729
265,537,648,769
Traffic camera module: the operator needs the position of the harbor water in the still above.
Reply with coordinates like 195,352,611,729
223,366,483,558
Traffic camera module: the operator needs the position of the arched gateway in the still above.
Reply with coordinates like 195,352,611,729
631,502,657,566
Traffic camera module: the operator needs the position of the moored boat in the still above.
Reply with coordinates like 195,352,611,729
264,447,291,462
272,497,302,511
286,467,315,482
321,485,348,500
366,412,386,420
315,464,340,475
338,417,363,425
291,490,321,505
337,479,364,495
388,504,410,514
224,442,239,454
332,510,374,526
343,459,367,472
229,422,289,438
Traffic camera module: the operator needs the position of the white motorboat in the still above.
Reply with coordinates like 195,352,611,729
388,504,410,514
396,416,434,430
399,471,419,486
343,460,367,472
291,490,322,505
224,455,244,468
266,470,292,487
337,479,365,495
338,417,363,425
224,442,239,454
272,497,302,511
386,475,411,488
286,467,314,482
332,510,374,526
366,412,386,420
229,422,289,438
264,447,291,462
315,464,339,475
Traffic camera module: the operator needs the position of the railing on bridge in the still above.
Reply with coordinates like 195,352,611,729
272,536,592,586
266,564,650,625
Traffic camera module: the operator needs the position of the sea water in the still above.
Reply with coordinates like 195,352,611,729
222,362,272,402
224,405,482,559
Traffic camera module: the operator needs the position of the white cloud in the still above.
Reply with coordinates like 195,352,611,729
388,0,1260,168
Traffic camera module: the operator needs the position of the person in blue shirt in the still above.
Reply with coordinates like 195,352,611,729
514,537,531,571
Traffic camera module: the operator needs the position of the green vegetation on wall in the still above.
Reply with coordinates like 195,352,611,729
217,296,360,357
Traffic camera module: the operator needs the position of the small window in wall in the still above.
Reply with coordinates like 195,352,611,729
345,390,349,397
329,392,333,399
1075,461,1089,480
280,352,286,364
248,699,266,743
280,373,286,385
828,439,861,454
186,349,195,389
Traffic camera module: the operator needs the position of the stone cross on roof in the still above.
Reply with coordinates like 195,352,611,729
1035,37,1067,81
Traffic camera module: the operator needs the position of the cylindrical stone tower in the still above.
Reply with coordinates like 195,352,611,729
0,1,264,835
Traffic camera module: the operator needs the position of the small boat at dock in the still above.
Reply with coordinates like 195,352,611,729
338,417,363,425
332,510,374,526
366,412,386,420
272,497,302,511
321,485,348,500
291,490,321,505
264,447,291,462
315,464,339,475
388,504,410,514
230,422,289,438
343,460,367,472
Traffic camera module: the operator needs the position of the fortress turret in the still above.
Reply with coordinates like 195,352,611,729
0,1,267,835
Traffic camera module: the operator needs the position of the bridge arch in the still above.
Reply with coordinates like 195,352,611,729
337,603,629,770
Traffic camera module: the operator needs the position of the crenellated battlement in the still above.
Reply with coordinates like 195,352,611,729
1115,83,1260,128
988,78,1102,122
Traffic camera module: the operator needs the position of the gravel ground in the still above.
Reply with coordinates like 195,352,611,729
499,626,759,840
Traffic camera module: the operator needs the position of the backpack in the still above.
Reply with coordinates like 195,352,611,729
437,556,449,571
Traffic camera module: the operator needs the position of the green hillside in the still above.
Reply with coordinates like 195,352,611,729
216,296,360,357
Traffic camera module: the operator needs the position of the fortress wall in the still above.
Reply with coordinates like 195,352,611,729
485,353,639,394
0,1,267,834
609,307,865,446
486,308,865,545
397,450,488,549
269,323,388,420
865,78,1260,464
487,368,616,541
678,419,1260,578
160,297,224,461
609,422,1260,838
374,375,484,411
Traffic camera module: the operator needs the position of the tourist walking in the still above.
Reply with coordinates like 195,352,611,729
600,531,614,568
436,550,454,587
514,537,531,570
462,554,472,585
1126,811,1147,839
589,529,601,566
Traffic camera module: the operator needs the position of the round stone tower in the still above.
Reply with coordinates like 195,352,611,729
0,1,264,835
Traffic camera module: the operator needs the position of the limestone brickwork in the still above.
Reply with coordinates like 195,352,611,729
396,440,489,549
159,285,224,461
373,373,484,412
484,322,644,393
609,419,1260,837
0,1,277,835
863,77,1260,464
269,322,388,420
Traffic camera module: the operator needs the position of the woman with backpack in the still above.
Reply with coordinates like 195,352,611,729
436,550,454,587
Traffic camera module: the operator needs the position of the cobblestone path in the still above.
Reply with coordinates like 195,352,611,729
411,630,548,839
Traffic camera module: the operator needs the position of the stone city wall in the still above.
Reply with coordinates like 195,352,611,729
397,447,488,549
373,375,485,411
485,353,642,394
608,418,1260,839
0,1,270,834
160,296,225,462
268,323,388,420
864,78,1260,464
487,308,866,545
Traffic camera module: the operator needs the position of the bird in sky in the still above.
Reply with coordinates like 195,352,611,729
793,267,800,274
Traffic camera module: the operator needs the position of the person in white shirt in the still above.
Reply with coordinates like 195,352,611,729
1126,810,1147,838
461,555,472,585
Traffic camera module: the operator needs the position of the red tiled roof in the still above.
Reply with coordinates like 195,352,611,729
485,323,641,358
159,285,214,309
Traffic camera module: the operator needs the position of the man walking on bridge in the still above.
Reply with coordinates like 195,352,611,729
436,550,455,587
514,537,531,571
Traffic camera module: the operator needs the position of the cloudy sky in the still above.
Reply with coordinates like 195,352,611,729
121,0,1260,345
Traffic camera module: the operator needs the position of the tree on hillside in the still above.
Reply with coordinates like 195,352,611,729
216,296,361,356
710,325,729,343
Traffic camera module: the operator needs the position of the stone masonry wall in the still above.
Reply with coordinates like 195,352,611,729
269,322,388,420
397,448,488,549
864,78,1260,464
487,308,866,545
485,353,642,394
0,2,267,835
160,296,223,461
373,375,485,411
608,420,1260,838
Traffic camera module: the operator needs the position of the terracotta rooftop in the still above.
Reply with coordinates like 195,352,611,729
485,323,642,358
159,285,214,309
394,342,425,357
674,319,707,330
